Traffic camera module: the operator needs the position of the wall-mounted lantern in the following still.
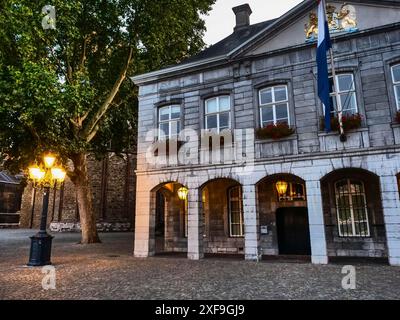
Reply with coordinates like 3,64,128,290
177,187,188,201
276,180,288,197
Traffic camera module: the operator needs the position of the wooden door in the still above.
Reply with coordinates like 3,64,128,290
276,207,311,255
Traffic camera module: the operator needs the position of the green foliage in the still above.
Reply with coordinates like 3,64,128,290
0,0,215,172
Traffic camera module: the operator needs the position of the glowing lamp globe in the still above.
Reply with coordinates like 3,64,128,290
177,187,188,200
29,167,45,181
276,181,288,196
44,154,56,168
51,168,66,182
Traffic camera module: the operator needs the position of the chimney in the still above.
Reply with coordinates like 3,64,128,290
232,4,252,31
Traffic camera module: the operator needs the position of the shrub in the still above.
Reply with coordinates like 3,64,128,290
256,122,295,140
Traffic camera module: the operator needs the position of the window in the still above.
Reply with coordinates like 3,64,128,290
205,96,231,132
259,85,290,127
277,182,306,202
228,186,244,237
158,105,181,140
327,74,358,116
335,179,370,237
391,64,400,110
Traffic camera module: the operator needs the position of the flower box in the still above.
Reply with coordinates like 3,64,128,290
320,113,362,132
256,123,295,140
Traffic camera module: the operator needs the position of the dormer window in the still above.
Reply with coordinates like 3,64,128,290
205,96,231,132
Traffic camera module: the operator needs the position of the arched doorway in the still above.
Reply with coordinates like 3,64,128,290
151,182,188,255
200,178,244,256
257,173,311,257
320,168,387,260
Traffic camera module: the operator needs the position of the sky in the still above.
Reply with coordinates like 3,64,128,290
203,0,303,45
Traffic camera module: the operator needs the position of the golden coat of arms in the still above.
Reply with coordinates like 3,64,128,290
305,3,358,41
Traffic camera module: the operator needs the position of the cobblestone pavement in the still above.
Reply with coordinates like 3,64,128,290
0,229,399,300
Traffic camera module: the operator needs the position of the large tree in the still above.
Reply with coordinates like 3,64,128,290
0,0,215,243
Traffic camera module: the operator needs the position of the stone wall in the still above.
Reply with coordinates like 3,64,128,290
19,153,136,232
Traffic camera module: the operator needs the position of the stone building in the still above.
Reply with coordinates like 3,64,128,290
0,172,23,227
132,0,400,266
19,153,136,232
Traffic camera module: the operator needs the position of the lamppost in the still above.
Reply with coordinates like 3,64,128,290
27,153,66,266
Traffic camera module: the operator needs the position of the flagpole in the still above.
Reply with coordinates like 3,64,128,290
329,49,346,142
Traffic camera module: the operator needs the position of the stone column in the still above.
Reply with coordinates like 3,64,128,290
134,185,155,258
187,187,203,260
305,179,328,264
380,175,400,266
243,184,259,261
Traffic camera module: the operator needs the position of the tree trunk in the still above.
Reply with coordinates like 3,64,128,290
70,153,101,244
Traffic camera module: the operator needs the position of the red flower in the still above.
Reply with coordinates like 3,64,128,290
256,122,295,140
320,113,362,132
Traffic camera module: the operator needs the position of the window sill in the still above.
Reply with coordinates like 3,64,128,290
317,127,368,137
336,236,372,240
390,122,400,129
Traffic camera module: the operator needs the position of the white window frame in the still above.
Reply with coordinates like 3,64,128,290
205,96,231,133
259,85,290,127
158,105,181,140
228,186,244,237
328,73,358,116
335,179,370,238
391,64,400,110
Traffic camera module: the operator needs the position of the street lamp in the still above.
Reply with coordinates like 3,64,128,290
27,153,66,266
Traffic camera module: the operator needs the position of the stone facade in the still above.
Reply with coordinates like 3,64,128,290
132,1,400,266
19,153,136,232
0,172,23,227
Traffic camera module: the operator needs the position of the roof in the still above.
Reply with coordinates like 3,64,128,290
180,19,277,66
0,172,22,185
132,0,400,84
131,0,311,84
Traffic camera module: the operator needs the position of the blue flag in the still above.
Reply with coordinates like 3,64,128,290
317,0,332,132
